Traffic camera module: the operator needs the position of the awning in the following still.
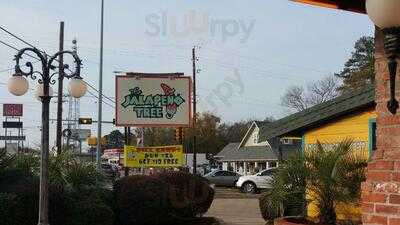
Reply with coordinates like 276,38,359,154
291,0,366,14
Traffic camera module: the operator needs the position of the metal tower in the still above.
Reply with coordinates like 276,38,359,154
65,38,81,152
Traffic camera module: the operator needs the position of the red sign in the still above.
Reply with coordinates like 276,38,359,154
3,104,23,117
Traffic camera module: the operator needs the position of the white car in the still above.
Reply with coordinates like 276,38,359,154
236,168,276,193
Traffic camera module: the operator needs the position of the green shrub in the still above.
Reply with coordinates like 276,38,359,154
155,171,215,218
114,175,170,225
0,152,112,225
0,193,28,225
0,180,39,225
114,172,215,225
63,190,115,225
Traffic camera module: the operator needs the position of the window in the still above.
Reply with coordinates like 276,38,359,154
369,119,377,155
226,171,238,176
214,171,236,176
253,132,259,144
260,169,276,176
269,161,277,168
281,138,293,145
214,171,224,176
372,122,377,151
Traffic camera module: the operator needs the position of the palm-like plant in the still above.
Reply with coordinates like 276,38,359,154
259,139,368,225
49,151,105,190
259,154,308,223
306,139,367,225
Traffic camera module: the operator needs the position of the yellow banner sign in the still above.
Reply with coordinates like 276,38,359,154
124,145,183,168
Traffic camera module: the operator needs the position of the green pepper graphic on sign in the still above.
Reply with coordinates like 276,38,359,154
121,83,185,119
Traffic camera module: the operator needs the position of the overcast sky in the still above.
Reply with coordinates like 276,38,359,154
0,0,374,149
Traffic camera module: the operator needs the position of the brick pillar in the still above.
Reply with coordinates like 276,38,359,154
362,28,400,225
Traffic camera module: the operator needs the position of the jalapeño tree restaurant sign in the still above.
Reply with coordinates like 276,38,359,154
124,145,183,168
115,75,191,127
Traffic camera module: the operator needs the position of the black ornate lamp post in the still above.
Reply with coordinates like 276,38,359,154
366,0,400,114
7,47,87,225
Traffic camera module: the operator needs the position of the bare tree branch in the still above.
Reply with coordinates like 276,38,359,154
281,76,340,112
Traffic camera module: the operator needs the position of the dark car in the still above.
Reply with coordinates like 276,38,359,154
101,163,119,179
204,170,241,187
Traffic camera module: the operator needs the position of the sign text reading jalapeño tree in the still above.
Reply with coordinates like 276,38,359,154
124,145,184,168
121,84,185,119
115,75,191,127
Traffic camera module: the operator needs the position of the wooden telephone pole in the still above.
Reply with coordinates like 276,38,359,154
192,47,197,174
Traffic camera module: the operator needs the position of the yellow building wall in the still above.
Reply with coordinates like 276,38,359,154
304,110,375,145
303,109,376,221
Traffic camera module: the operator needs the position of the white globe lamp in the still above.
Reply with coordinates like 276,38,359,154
34,83,54,101
68,78,87,98
8,75,29,96
366,0,400,114
366,0,400,29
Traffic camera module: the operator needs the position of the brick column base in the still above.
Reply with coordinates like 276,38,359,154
362,28,400,225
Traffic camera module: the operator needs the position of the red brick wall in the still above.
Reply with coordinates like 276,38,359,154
362,28,400,225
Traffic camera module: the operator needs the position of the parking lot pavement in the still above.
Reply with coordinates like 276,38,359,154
214,187,262,199
205,198,266,225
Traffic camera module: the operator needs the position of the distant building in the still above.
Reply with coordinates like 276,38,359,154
215,121,301,175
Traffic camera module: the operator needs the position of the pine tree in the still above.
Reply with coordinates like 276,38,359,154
336,36,375,92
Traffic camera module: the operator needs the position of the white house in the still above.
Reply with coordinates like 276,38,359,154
215,121,300,175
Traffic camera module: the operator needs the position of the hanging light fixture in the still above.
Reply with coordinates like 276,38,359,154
366,0,400,114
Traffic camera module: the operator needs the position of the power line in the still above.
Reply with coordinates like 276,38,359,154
0,67,15,74
83,80,115,103
0,25,42,51
86,89,115,109
0,39,41,61
0,28,116,107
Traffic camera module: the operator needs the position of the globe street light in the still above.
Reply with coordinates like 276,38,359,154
366,0,400,114
34,84,54,101
7,47,86,225
68,78,87,98
7,75,29,96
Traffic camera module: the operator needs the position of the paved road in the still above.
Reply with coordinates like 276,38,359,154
214,187,262,199
206,198,266,225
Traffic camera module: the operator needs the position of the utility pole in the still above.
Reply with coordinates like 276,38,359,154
96,0,105,169
124,126,130,176
56,21,64,155
192,47,197,174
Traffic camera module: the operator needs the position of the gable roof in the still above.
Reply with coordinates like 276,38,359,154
238,122,257,148
216,143,279,161
260,85,375,141
238,121,272,148
216,141,301,162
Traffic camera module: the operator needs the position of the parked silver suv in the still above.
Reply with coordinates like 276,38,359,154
236,168,276,193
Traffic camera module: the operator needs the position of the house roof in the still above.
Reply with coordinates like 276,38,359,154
216,142,299,162
260,85,375,141
290,0,366,13
216,143,279,161
254,121,273,127
238,121,273,148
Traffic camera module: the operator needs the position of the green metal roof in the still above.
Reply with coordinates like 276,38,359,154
216,141,301,162
260,85,375,141
216,143,278,161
